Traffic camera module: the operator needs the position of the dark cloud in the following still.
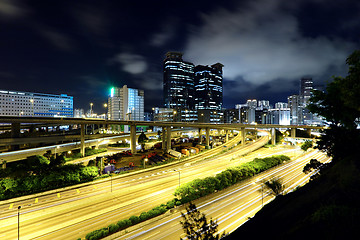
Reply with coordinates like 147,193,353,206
184,0,356,103
0,0,26,18
110,53,148,75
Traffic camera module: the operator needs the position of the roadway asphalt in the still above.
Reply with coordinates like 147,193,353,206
117,150,331,240
0,134,311,240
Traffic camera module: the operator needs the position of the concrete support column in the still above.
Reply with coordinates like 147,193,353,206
166,126,171,152
271,128,276,145
291,128,296,138
241,127,246,146
205,128,210,149
162,127,166,151
225,129,229,143
198,128,202,144
80,124,85,157
11,123,20,138
11,122,21,151
130,124,137,154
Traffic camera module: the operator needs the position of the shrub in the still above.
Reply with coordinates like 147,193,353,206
117,219,131,229
166,199,175,209
108,223,119,233
139,212,150,221
129,215,140,225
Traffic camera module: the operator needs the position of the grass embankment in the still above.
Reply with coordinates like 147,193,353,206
227,155,360,240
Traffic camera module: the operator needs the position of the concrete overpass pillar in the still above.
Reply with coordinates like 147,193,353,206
10,123,20,151
130,124,137,154
271,128,276,145
166,126,172,152
198,128,202,144
205,128,210,149
241,127,246,146
162,127,166,151
291,128,296,138
225,129,229,143
11,123,20,138
80,124,85,156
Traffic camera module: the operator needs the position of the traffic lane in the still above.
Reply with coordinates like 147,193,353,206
0,174,180,240
118,151,330,240
1,143,296,240
0,136,270,239
0,133,244,214
0,133,251,218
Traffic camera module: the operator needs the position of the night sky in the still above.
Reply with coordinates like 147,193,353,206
1,0,359,114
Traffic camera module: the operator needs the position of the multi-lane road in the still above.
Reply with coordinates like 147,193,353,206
0,133,322,240
119,150,331,240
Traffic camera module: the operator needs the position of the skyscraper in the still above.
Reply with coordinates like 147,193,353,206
194,63,224,123
194,63,223,111
288,94,302,125
163,52,195,110
300,77,313,105
300,77,313,125
108,85,144,122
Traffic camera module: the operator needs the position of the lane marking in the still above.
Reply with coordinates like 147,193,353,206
93,186,97,189
76,189,80,194
9,203,13,209
57,193,61,198
35,198,38,203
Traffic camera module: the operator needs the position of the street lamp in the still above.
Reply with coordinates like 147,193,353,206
103,103,108,119
90,103,93,116
18,206,21,240
174,169,180,188
143,157,148,169
173,110,177,122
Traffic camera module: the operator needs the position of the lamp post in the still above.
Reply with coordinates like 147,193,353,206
103,103,108,120
174,169,180,188
173,110,177,122
18,206,21,240
143,157,148,169
90,103,93,117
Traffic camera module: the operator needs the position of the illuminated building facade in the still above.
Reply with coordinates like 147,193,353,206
300,77,313,125
288,94,303,125
108,85,144,121
0,89,73,117
163,52,195,110
194,64,223,111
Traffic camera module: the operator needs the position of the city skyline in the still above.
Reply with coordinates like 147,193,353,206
1,0,359,113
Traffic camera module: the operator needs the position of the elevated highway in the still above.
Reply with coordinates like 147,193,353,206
0,116,324,164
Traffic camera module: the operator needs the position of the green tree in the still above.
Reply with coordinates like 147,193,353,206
265,178,285,196
138,132,149,151
180,202,226,240
301,140,313,152
308,50,360,160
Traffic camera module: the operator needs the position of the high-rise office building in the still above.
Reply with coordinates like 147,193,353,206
194,63,224,123
0,89,73,117
163,52,195,110
300,77,313,125
288,95,303,125
194,64,223,111
300,77,313,105
163,52,223,123
108,85,144,122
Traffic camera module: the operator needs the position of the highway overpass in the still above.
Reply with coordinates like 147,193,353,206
0,116,324,164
